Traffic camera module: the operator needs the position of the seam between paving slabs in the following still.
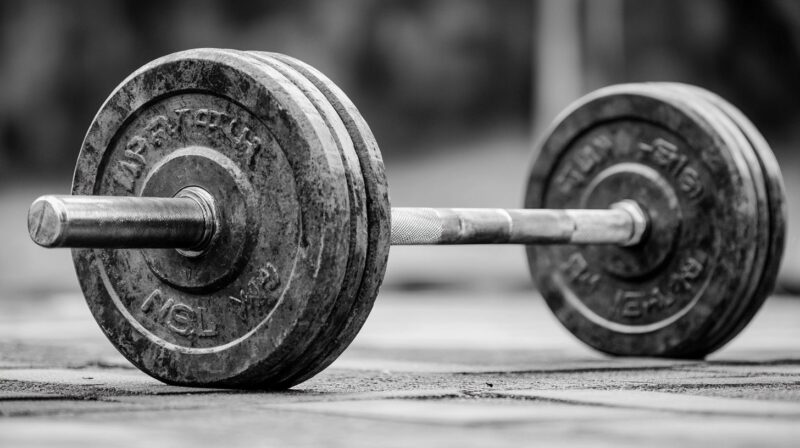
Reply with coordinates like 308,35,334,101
0,380,465,402
449,364,702,376
482,391,800,419
4,385,800,421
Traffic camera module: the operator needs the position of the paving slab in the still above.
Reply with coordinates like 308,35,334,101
2,402,799,448
0,390,62,400
266,398,650,425
0,288,798,446
496,389,800,417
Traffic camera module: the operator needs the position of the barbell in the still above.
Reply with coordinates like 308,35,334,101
27,49,785,389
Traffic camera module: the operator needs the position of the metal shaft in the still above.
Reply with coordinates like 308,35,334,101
390,201,647,246
28,193,647,249
28,187,216,249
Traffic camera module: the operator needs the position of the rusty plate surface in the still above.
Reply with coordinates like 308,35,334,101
72,49,350,387
525,85,761,357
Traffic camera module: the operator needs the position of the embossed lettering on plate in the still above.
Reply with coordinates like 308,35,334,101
96,92,301,349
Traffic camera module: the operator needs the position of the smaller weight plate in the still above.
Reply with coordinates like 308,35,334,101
657,83,785,355
643,83,767,357
526,84,761,357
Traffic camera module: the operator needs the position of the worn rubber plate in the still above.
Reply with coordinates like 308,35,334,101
643,83,768,357
263,52,391,385
72,49,350,387
242,51,370,387
657,82,785,355
525,84,761,357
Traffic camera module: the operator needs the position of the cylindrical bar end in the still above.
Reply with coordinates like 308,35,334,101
28,196,68,248
611,200,649,246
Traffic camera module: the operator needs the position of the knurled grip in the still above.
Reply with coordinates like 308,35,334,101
389,208,446,245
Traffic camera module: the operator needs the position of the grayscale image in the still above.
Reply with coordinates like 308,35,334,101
2,1,800,446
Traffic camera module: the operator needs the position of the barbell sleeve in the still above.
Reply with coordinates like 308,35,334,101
28,188,217,249
28,193,647,249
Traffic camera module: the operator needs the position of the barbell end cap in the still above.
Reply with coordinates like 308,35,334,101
611,200,649,247
28,196,68,248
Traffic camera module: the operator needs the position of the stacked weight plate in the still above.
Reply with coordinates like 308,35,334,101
655,83,786,356
244,51,392,387
72,49,390,388
526,83,784,358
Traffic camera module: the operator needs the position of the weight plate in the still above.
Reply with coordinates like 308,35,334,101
72,49,351,387
242,51,370,387
644,83,768,357
657,83,786,355
526,85,761,357
264,52,391,385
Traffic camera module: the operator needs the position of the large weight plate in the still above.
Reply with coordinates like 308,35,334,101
526,85,761,357
72,49,351,387
241,51,370,386
657,83,786,355
263,52,391,385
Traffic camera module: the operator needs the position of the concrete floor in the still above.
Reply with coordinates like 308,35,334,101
1,289,799,448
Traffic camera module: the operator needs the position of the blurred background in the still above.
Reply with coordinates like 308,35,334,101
1,0,799,297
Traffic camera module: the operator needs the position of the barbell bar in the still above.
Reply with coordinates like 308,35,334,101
29,196,647,248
